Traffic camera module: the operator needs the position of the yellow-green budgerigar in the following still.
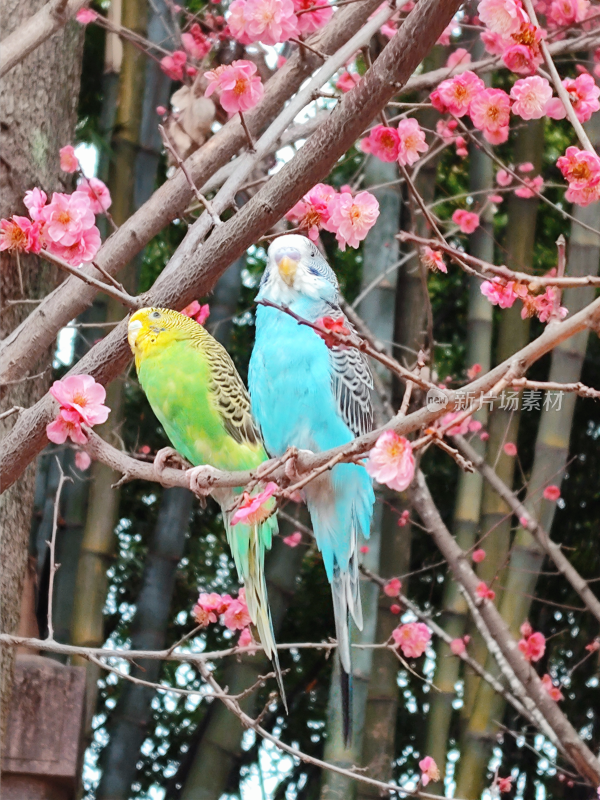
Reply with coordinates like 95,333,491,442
127,307,284,702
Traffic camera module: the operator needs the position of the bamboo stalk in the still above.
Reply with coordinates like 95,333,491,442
425,72,496,788
321,154,401,799
70,0,149,738
455,118,546,800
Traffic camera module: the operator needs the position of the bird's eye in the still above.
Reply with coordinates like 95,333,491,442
151,311,161,319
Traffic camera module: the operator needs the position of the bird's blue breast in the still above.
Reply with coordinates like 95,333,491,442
249,304,354,457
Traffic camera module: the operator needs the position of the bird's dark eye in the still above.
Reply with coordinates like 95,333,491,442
151,311,161,319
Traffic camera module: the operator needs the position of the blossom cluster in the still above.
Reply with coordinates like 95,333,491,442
517,620,546,661
360,120,429,168
0,159,110,267
285,183,380,250
480,277,568,323
229,0,331,46
192,588,255,647
46,375,110,446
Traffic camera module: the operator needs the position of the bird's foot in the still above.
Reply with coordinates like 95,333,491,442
154,448,191,483
284,448,314,483
187,464,220,499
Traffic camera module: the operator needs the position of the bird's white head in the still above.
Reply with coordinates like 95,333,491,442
259,234,339,305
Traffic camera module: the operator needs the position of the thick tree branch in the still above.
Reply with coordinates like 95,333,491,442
0,0,466,491
0,0,88,78
2,27,596,387
0,0,385,385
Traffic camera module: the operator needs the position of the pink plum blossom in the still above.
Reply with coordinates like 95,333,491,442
472,548,487,563
481,28,513,56
563,74,600,123
557,146,600,206
496,169,513,186
436,21,454,46
75,450,92,471
396,118,428,166
360,125,400,163
514,174,543,198
467,363,482,379
398,509,410,527
181,24,212,59
392,622,432,658
502,23,545,76
446,48,472,70
390,603,401,614
229,0,299,45
476,581,496,600
419,756,440,787
469,88,510,142
39,192,95,246
436,118,458,143
23,187,48,220
542,673,564,701
76,7,98,23
223,598,252,630
520,620,533,638
549,0,589,25
336,70,360,92
452,208,480,234
324,190,380,250
365,431,415,492
439,411,471,436
450,638,466,655
477,0,528,36
60,145,79,173
480,278,518,308
510,76,553,119
292,0,333,34
518,630,546,661
181,301,210,325
432,70,485,116
0,216,42,254
498,777,513,792
286,183,336,240
283,531,303,547
47,225,101,266
238,627,256,649
231,482,277,525
49,374,110,427
421,246,447,273
384,577,402,597
503,442,518,456
543,484,561,501
205,60,264,114
77,177,112,214
160,51,187,81
46,409,89,446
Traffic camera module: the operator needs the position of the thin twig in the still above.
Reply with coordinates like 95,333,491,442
46,459,71,640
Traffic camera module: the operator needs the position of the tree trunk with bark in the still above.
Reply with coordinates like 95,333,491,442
0,0,83,743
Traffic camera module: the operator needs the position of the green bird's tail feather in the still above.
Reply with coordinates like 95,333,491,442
217,489,287,711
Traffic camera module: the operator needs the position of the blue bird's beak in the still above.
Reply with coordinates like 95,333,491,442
275,247,301,286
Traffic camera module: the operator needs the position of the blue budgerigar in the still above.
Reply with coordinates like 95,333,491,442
248,234,375,741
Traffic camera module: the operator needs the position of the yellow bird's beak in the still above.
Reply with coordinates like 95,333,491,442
277,255,298,286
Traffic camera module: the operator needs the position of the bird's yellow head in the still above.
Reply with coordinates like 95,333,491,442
128,307,202,368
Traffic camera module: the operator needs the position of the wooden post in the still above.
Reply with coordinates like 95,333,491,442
1,655,86,799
